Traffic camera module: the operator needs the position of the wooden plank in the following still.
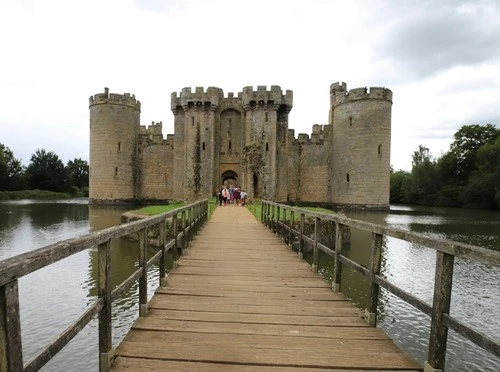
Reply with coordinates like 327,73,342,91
112,356,420,372
110,205,421,371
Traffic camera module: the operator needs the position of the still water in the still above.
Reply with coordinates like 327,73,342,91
0,200,499,371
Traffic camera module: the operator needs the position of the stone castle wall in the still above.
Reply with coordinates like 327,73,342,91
89,83,392,209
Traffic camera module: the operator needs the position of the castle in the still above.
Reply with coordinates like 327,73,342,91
88,83,393,209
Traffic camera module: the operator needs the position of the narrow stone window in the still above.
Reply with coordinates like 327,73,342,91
192,117,195,126
229,141,232,150
348,116,353,126
265,112,268,122
115,167,118,177
378,144,382,155
346,173,350,182
202,142,205,151
229,119,232,126
266,143,269,151
117,142,121,152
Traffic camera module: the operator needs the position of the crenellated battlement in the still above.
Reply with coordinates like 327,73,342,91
241,85,293,109
171,86,223,111
330,82,392,105
89,87,141,110
292,124,331,145
140,121,163,136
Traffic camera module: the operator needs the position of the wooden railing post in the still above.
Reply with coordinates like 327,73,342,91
298,213,304,259
276,206,280,236
333,222,345,292
282,209,287,241
289,210,294,248
312,217,320,273
181,210,186,254
261,202,265,224
365,232,383,326
0,280,23,372
98,240,113,371
425,251,454,372
159,220,166,287
271,205,276,234
138,228,148,317
172,213,179,269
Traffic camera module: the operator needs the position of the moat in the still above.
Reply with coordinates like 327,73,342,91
0,199,499,371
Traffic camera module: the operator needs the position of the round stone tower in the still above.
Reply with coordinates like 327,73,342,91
89,88,141,203
330,82,392,209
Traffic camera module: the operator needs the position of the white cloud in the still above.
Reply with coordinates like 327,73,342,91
0,0,498,173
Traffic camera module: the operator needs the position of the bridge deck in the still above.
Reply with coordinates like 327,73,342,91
111,205,421,371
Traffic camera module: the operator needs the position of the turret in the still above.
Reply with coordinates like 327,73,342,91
330,83,393,209
89,87,141,203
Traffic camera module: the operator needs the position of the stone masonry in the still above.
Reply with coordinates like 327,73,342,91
88,83,393,210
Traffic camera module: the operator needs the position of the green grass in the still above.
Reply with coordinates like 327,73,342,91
0,189,72,200
246,202,336,222
130,201,186,215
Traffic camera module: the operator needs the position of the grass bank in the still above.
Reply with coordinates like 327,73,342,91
246,201,336,222
0,189,73,200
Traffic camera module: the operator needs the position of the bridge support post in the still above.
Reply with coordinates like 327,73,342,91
366,232,383,326
289,210,294,248
172,213,179,269
312,217,320,273
98,239,114,371
426,251,454,371
159,220,166,287
0,280,23,372
138,228,148,317
333,223,345,293
298,213,304,259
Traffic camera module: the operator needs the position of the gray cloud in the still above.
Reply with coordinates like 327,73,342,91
368,0,500,79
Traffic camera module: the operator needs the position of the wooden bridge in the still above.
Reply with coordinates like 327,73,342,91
1,199,499,371
110,205,420,371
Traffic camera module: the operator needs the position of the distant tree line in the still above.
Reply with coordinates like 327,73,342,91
391,124,500,210
0,144,89,196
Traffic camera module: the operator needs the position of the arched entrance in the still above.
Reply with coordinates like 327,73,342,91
221,170,238,187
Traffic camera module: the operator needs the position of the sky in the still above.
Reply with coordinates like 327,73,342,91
1,0,499,171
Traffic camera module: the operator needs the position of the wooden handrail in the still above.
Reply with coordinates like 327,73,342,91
261,200,500,372
0,199,208,372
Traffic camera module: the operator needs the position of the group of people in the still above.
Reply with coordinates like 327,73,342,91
217,185,247,206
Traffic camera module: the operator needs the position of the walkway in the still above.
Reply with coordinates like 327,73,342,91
111,205,421,371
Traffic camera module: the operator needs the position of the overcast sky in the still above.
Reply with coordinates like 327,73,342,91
1,0,499,171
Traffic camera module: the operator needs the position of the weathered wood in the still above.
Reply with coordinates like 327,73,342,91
159,220,166,286
138,228,148,317
299,212,305,259
0,280,23,372
333,222,345,292
98,240,113,372
427,251,454,370
312,216,320,273
366,232,383,326
25,300,103,372
112,206,420,371
111,268,142,301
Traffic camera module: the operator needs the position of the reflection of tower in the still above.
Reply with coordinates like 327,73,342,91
241,86,293,201
171,87,223,200
330,83,392,209
89,88,141,203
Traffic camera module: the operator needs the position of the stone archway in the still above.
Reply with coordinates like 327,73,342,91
221,170,238,187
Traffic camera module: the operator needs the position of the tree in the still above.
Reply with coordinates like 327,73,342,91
390,170,412,203
0,143,25,191
26,149,68,192
66,158,89,189
449,124,499,182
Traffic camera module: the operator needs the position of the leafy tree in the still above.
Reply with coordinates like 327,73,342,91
66,158,89,189
26,149,68,192
390,170,412,203
449,124,499,182
0,143,25,191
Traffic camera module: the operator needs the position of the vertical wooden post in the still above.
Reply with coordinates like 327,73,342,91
276,206,280,236
298,213,304,259
261,202,265,224
0,280,23,372
181,210,186,254
365,232,383,326
98,240,113,371
289,210,294,248
312,217,320,273
272,205,276,234
282,208,287,241
172,213,179,269
138,228,148,317
333,222,344,292
159,220,166,287
425,251,454,372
